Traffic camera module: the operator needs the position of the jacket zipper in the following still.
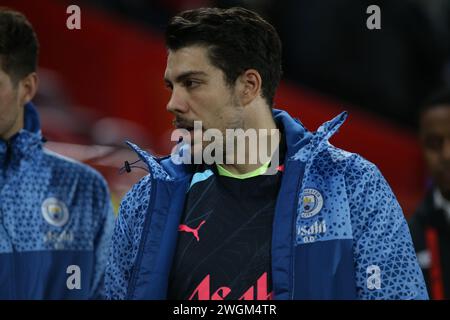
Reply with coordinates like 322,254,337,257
289,140,318,299
126,168,156,299
289,160,307,300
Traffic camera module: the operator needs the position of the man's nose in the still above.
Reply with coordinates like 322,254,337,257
166,88,189,114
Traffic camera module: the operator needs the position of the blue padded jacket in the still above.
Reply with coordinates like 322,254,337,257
0,102,114,299
106,109,428,300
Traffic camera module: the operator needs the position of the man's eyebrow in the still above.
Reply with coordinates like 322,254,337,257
164,71,207,84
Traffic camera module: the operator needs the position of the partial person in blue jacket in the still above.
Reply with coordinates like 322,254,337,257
106,7,428,300
0,8,114,299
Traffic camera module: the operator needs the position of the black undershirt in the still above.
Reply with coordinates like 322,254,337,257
168,140,285,300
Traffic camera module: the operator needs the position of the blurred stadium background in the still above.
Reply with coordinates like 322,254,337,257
2,0,449,216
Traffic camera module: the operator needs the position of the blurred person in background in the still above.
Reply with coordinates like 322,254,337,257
409,88,450,299
0,8,114,299
106,7,427,300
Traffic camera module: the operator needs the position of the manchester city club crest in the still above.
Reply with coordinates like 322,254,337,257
301,188,324,218
41,197,69,227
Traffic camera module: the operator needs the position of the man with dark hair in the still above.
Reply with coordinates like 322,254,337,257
0,8,114,299
409,88,450,299
106,7,427,300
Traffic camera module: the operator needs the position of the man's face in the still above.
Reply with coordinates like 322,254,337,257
0,67,22,140
420,105,450,199
164,46,244,155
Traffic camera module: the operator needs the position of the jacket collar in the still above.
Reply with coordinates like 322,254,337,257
292,111,347,162
272,108,312,159
0,102,43,165
126,108,348,179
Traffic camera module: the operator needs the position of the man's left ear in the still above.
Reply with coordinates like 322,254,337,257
239,69,262,106
19,72,38,105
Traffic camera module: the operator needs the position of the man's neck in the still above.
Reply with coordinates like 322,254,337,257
221,103,280,175
1,102,25,141
0,118,23,141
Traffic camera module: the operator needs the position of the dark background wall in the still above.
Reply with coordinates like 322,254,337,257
2,0,448,215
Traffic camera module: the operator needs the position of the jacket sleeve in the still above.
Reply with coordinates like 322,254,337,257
105,174,152,299
89,176,115,299
346,156,428,299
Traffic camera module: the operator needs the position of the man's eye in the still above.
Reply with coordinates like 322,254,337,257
184,79,199,88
